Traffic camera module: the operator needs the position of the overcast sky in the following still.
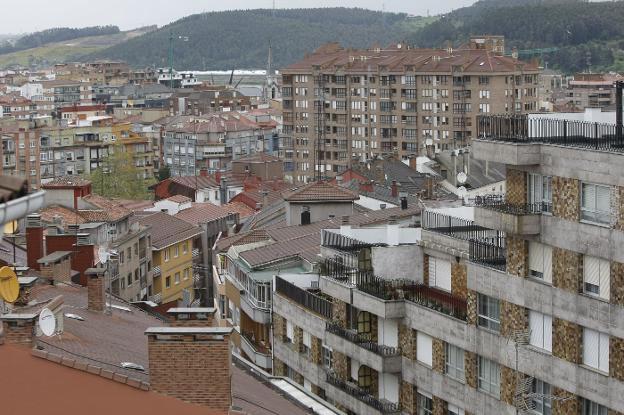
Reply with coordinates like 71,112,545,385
4,0,477,33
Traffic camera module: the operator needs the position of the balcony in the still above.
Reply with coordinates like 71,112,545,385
469,239,506,272
240,331,272,370
325,372,401,415
421,210,503,253
152,266,161,277
325,321,402,373
404,285,467,321
275,277,333,320
473,196,542,235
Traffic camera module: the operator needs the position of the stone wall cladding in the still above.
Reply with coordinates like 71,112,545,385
553,176,580,221
311,335,322,365
432,396,447,415
371,313,378,343
465,351,478,389
501,300,527,338
332,299,348,327
400,380,417,414
552,388,580,415
273,358,286,376
553,247,583,294
500,366,517,406
399,324,416,360
2,320,34,345
370,369,379,397
615,186,624,231
333,351,348,380
432,338,445,374
451,262,468,300
273,313,286,342
423,255,430,286
294,326,303,353
610,336,624,382
612,261,624,307
466,290,478,326
506,236,528,277
553,318,582,364
506,169,528,205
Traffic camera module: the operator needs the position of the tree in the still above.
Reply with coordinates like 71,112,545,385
89,144,154,200
158,165,171,181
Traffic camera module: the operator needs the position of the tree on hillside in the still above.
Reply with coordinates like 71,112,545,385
89,144,154,200
158,165,171,181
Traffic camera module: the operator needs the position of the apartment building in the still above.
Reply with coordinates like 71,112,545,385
565,73,623,109
280,36,540,183
1,121,42,189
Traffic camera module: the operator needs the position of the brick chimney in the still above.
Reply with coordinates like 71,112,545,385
26,214,44,271
37,251,72,284
1,313,37,346
145,327,233,411
391,180,398,198
167,307,216,327
408,156,417,171
85,268,105,312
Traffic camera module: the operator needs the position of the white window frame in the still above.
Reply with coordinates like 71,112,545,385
530,379,552,415
583,328,609,373
417,392,433,415
583,255,610,300
302,331,311,357
529,310,552,352
478,293,500,332
428,256,452,292
478,356,501,398
582,398,608,415
448,404,465,415
528,173,552,213
417,332,433,367
581,182,611,225
322,344,333,370
445,343,465,382
528,242,552,282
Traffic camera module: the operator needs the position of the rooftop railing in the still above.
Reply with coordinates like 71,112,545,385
326,372,401,414
326,321,401,357
477,114,624,153
275,276,333,320
422,210,503,242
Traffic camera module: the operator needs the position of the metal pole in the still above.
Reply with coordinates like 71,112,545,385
616,81,623,145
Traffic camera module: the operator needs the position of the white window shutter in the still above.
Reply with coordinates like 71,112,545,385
529,311,544,349
583,328,599,369
303,331,311,348
543,245,553,283
286,321,294,341
428,257,436,287
436,259,452,291
582,184,595,210
584,256,600,287
596,185,611,212
528,242,543,274
416,332,433,367
599,259,610,300
544,314,552,352
599,333,609,373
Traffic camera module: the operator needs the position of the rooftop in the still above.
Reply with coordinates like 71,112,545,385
136,212,202,249
283,181,359,203
174,202,235,226
41,175,92,188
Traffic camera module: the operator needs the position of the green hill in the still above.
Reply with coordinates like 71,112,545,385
86,8,419,70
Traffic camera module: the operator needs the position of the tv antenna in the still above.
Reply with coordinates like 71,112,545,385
98,245,118,316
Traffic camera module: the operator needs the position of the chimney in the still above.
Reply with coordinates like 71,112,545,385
255,202,263,210
219,177,227,204
1,314,37,346
340,215,352,237
145,327,233,411
26,214,44,271
167,307,216,327
260,190,269,208
37,251,72,284
359,180,373,193
408,156,417,171
400,196,408,210
86,268,105,312
386,215,400,246
391,180,398,198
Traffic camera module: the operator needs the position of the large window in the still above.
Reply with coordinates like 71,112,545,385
528,242,552,283
445,343,465,382
583,328,609,373
528,173,552,213
581,182,611,225
448,405,465,415
478,356,500,397
529,310,552,352
322,344,333,370
358,366,372,391
478,294,500,332
582,398,608,415
417,332,433,367
531,379,552,415
358,311,372,335
428,256,452,292
583,255,610,300
417,392,433,415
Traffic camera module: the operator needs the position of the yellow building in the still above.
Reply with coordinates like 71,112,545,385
137,212,201,305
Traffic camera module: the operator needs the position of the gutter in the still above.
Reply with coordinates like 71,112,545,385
0,190,45,238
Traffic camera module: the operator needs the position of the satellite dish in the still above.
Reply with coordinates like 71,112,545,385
457,186,468,198
425,138,433,147
39,308,56,337
457,172,468,184
98,246,109,264
0,266,19,303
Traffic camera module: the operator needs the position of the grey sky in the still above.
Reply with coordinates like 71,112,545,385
4,0,476,33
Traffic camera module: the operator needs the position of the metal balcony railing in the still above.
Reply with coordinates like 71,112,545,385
469,239,506,271
477,114,624,153
326,372,401,414
404,285,467,321
422,210,503,242
472,195,550,215
275,277,332,320
326,322,400,357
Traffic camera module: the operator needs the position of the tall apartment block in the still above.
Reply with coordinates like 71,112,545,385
271,114,624,415
280,36,539,183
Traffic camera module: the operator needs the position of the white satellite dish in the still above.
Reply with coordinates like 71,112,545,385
98,246,109,264
425,138,433,147
39,308,56,337
457,186,468,198
457,172,468,185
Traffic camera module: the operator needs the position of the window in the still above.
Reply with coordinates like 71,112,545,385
445,343,465,382
478,293,500,332
358,366,372,390
448,405,465,415
219,295,226,319
164,248,170,262
358,311,372,334
127,247,132,261
174,272,180,285
582,398,608,415
417,392,433,415
478,356,500,397
183,268,189,280
531,379,552,415
286,320,294,343
322,344,333,369
581,183,611,224
529,242,552,282
428,256,451,291
528,174,552,213
165,276,171,288
302,331,311,357
529,310,553,352
127,273,132,286
583,328,609,373
174,245,179,258
583,255,610,300
416,332,433,367
183,242,188,254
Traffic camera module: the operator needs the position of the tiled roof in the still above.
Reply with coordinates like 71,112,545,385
170,176,219,189
223,202,255,219
283,181,359,202
166,195,192,203
79,195,133,222
39,205,87,227
239,233,321,268
136,212,202,249
174,203,234,226
41,175,91,188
